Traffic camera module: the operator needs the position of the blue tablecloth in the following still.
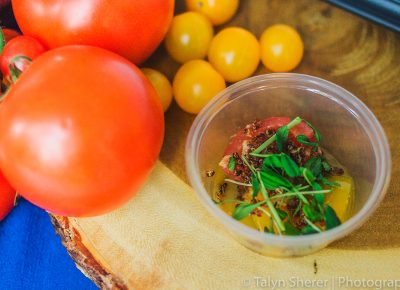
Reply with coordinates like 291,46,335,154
0,199,97,290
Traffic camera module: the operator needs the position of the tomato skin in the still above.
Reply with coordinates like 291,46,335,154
165,12,214,64
260,24,304,72
11,0,174,64
0,170,15,221
173,59,226,114
141,68,173,112
185,0,239,25
0,45,164,216
0,35,46,77
2,28,20,43
208,27,260,83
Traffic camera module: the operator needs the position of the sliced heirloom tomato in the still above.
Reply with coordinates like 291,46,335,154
223,117,314,156
220,117,315,180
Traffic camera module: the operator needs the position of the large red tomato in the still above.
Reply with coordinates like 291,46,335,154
0,45,164,216
11,0,174,64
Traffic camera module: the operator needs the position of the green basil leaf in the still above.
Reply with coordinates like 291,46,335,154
303,204,322,222
325,205,341,230
260,169,292,190
305,157,323,177
232,203,259,220
301,167,316,186
276,207,288,219
251,174,260,198
228,156,235,171
262,154,282,169
301,225,318,235
296,135,318,147
0,28,5,55
284,222,301,236
322,160,331,172
276,126,289,153
321,178,340,188
280,153,300,177
304,120,322,142
311,181,322,191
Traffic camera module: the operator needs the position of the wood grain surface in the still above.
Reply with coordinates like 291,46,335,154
50,0,400,288
148,0,400,249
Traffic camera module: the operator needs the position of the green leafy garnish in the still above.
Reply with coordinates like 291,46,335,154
260,168,292,190
321,178,340,188
251,174,260,198
305,157,323,178
301,167,316,186
304,119,322,142
280,153,300,177
284,222,301,235
0,28,5,55
276,207,288,219
228,156,235,171
325,205,341,230
302,204,322,222
296,135,318,147
276,126,289,152
262,154,282,169
322,160,331,171
301,225,319,235
232,200,265,220
251,117,302,154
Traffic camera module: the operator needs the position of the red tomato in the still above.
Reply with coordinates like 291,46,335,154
0,35,46,77
0,170,16,221
0,45,164,216
2,28,21,43
12,0,174,64
224,117,314,156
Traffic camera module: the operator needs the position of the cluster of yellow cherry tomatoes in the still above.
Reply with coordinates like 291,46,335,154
142,0,304,114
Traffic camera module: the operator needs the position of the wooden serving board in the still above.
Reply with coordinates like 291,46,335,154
51,0,400,289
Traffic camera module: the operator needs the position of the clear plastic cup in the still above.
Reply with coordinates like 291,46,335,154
185,73,391,257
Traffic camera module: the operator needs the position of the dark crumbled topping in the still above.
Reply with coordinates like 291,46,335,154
205,170,215,177
331,167,344,176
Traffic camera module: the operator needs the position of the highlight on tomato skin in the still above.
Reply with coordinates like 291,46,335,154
0,45,165,217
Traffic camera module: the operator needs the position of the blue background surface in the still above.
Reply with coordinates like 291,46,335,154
0,199,97,290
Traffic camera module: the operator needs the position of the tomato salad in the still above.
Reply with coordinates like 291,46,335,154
213,116,354,236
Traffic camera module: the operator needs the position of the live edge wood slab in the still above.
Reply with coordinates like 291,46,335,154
50,0,400,289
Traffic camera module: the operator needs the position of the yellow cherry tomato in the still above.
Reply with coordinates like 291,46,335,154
185,0,239,26
165,12,213,64
173,60,226,114
208,27,260,83
141,68,173,112
260,24,304,72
